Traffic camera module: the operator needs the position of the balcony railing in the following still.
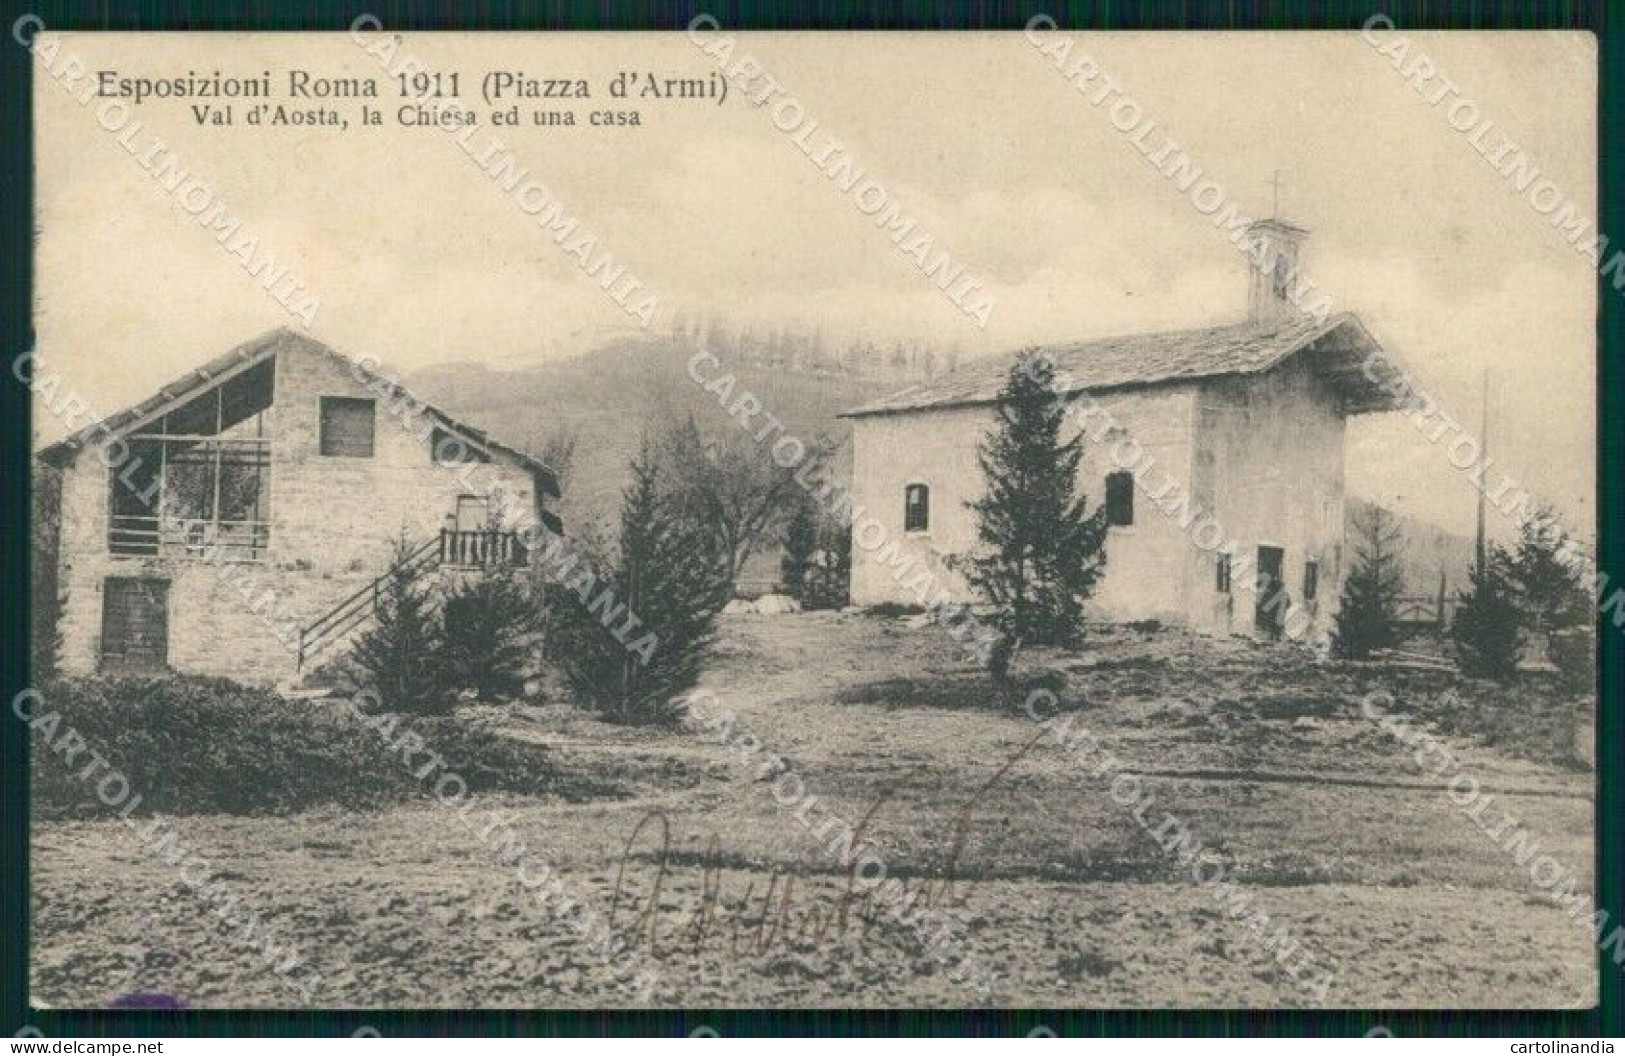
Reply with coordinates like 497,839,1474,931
110,515,272,560
109,435,271,560
439,529,528,569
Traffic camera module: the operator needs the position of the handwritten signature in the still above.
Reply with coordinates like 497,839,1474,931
605,729,1044,958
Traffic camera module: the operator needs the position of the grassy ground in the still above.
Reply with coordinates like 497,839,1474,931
31,613,1595,1008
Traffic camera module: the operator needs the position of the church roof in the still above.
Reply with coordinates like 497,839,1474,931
34,327,561,498
841,311,1409,419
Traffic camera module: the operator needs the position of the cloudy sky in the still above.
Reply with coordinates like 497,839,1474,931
34,30,1596,541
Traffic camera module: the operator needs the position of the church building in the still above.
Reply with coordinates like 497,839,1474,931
841,219,1410,640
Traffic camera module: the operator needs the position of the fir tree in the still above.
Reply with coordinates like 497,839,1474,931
1452,546,1523,683
440,570,540,701
780,500,819,600
807,520,853,611
965,354,1109,676
1509,505,1590,634
549,437,733,725
1332,504,1407,659
347,534,449,714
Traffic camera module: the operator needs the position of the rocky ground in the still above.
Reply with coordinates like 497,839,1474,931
31,613,1596,1008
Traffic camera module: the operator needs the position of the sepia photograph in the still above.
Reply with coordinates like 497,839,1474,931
10,16,1613,1036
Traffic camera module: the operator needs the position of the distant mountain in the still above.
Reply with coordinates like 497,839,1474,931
406,336,897,536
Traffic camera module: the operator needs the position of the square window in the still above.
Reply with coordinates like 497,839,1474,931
319,397,375,457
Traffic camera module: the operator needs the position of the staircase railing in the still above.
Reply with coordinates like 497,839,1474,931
296,536,442,671
295,530,532,672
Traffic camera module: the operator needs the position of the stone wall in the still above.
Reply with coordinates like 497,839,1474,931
54,332,539,685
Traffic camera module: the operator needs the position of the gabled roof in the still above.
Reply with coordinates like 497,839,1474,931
841,312,1409,419
34,327,561,499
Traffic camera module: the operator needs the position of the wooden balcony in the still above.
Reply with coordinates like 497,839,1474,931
439,529,528,569
110,515,271,561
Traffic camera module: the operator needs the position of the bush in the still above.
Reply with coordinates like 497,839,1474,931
29,676,592,818
863,602,925,618
1548,625,1595,695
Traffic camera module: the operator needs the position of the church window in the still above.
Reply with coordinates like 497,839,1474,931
904,483,929,532
1105,471,1134,527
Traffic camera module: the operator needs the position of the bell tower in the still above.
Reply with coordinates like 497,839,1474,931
1244,218,1309,325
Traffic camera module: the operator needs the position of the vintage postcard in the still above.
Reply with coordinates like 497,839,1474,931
23,26,1601,1012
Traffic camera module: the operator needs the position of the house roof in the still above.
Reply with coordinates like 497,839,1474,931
34,327,561,499
840,312,1409,419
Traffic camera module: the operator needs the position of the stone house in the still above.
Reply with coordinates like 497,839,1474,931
841,220,1409,640
38,328,561,686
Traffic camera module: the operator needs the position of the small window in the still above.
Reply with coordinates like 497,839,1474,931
431,426,490,464
1216,553,1232,594
1303,560,1319,602
904,483,930,533
1105,471,1134,527
319,397,375,457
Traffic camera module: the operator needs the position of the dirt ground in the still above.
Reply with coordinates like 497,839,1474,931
31,613,1597,1009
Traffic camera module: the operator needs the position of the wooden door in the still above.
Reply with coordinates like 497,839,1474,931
100,577,170,673
1254,546,1286,638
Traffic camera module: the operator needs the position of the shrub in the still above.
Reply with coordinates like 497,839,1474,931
1548,625,1595,695
29,676,594,818
863,602,924,618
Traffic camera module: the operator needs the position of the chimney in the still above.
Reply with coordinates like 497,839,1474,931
1244,219,1309,325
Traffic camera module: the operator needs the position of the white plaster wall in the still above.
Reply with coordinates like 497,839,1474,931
847,385,1198,626
1196,358,1347,639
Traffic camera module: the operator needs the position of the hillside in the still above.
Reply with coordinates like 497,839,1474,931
406,336,895,535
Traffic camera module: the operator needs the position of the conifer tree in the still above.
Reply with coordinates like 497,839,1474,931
440,570,540,701
1509,506,1589,634
1452,545,1523,683
966,354,1109,676
807,519,853,611
780,499,819,600
1332,504,1407,659
347,534,448,714
550,437,733,725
